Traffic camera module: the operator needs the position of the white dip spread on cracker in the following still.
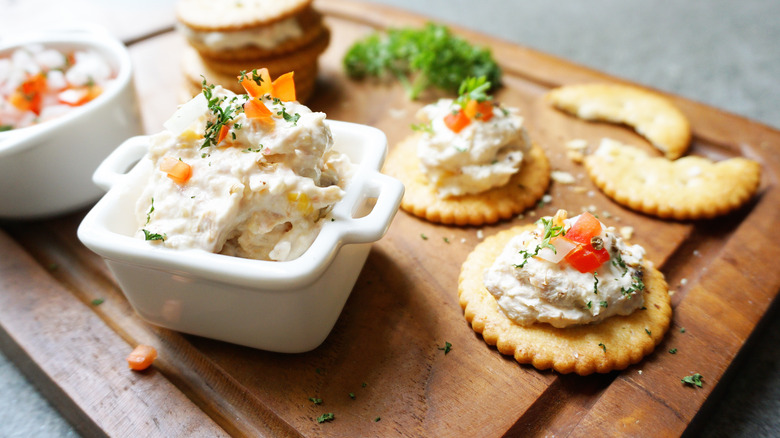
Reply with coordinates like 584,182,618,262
414,77,530,198
483,210,646,328
135,84,353,261
178,18,303,51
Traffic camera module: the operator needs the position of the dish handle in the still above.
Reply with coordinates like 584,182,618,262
337,171,404,245
92,135,149,191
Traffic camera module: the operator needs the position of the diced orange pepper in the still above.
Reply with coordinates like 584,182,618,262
239,68,272,98
271,71,296,102
10,73,46,115
160,156,192,184
216,124,230,145
243,98,274,123
126,344,157,371
464,99,494,122
444,109,471,133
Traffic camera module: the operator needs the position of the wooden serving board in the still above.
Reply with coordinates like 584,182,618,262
2,0,779,436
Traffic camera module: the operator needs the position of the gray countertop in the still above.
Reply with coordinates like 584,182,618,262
1,0,778,436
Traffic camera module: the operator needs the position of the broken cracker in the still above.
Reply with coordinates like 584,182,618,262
547,83,691,159
458,224,672,375
383,134,550,226
585,138,761,220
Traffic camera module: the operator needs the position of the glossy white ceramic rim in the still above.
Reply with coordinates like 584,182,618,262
0,25,134,157
77,120,404,290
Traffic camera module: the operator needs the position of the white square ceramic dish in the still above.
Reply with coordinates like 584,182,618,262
0,26,142,219
77,120,404,352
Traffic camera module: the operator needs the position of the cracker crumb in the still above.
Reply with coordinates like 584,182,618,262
587,205,597,213
638,370,643,375
528,211,536,217
619,226,634,240
460,238,467,243
680,278,688,286
388,108,407,119
476,229,484,240
587,190,595,198
601,210,612,219
567,150,585,163
565,139,588,151
669,290,676,296
572,186,588,194
551,170,576,184
693,250,701,257
541,194,553,204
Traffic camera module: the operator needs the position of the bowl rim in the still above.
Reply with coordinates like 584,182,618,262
0,26,134,157
77,120,404,291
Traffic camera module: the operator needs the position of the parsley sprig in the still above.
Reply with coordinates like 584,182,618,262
514,218,565,268
343,23,501,100
455,76,492,109
201,79,240,149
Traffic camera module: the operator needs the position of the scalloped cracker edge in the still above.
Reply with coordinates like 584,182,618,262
458,224,672,375
585,138,761,220
383,134,550,226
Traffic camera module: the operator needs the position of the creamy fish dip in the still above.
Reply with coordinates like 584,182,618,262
483,213,647,328
135,85,353,261
415,98,530,197
178,18,303,51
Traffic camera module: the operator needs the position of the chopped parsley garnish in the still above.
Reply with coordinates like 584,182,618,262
438,341,452,354
316,413,335,423
586,301,592,309
443,237,450,244
278,106,301,125
593,272,599,294
0,125,12,132
142,229,166,241
645,328,652,336
681,373,703,388
611,251,629,275
201,79,239,148
680,327,686,333
309,397,323,405
411,122,433,134
243,145,263,153
669,348,678,354
454,76,492,109
374,417,381,422
598,342,607,353
600,301,608,308
420,233,428,240
238,68,265,85
349,392,356,400
91,298,104,306
621,270,645,297
514,217,564,268
343,23,501,100
145,198,155,225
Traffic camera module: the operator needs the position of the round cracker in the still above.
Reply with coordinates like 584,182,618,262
458,225,672,375
176,0,312,31
181,42,322,102
546,83,691,160
584,138,762,220
383,134,550,226
187,8,326,61
198,27,330,75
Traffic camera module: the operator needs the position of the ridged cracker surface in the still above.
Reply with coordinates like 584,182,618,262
177,0,312,30
547,83,691,159
585,138,761,220
383,134,550,226
458,225,672,375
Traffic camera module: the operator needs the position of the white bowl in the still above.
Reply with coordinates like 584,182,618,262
0,27,142,219
77,121,404,353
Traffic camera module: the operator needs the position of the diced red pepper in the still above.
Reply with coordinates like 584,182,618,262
564,244,611,273
444,109,471,133
562,212,610,273
10,73,47,115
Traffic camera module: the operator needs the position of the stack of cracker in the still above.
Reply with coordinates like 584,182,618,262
176,0,330,102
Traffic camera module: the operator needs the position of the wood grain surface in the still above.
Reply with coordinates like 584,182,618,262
1,0,779,436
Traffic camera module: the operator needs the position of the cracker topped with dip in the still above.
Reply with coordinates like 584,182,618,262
384,77,550,225
176,0,329,102
136,69,353,261
458,210,672,375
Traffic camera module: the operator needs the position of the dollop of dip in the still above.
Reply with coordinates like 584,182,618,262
135,85,353,261
0,44,114,131
483,211,646,328
415,93,530,198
